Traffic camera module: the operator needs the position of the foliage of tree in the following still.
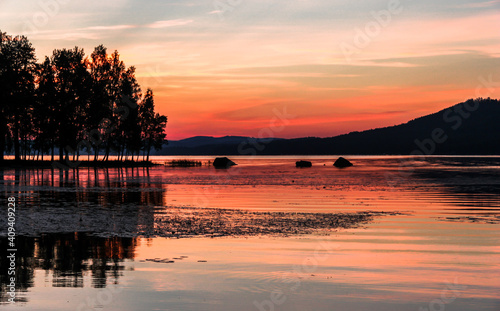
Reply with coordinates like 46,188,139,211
0,31,168,162
140,89,168,161
0,32,37,161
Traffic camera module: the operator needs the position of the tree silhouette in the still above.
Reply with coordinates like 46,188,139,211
88,45,114,161
50,47,90,162
139,89,167,161
116,66,142,161
34,57,58,161
102,50,126,161
0,32,37,161
0,31,168,163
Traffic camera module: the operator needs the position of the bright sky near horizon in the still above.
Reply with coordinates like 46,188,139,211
1,0,499,140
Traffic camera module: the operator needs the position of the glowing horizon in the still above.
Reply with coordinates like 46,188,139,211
1,0,499,140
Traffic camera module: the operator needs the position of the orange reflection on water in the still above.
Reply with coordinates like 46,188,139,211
0,156,499,310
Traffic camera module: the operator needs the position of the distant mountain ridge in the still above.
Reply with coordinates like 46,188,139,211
165,136,281,148
152,136,284,155
157,98,500,155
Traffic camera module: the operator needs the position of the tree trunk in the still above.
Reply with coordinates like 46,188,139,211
0,116,7,162
0,143,4,162
0,133,5,162
14,124,20,161
106,146,110,161
59,144,64,162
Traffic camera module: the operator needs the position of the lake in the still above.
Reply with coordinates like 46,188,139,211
0,156,499,311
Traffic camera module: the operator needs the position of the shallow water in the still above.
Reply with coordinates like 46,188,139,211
0,156,499,310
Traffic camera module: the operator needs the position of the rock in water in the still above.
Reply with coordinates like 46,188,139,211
334,157,353,168
213,157,237,168
296,160,312,168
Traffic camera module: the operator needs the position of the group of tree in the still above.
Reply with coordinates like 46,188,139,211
0,31,167,163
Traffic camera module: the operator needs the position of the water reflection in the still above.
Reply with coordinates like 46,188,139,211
0,233,137,303
0,167,164,236
0,157,499,310
1,167,164,205
0,167,158,304
410,158,500,222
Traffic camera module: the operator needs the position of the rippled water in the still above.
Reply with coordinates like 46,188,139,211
0,156,499,311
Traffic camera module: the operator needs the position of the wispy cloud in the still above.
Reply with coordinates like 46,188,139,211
208,10,223,15
454,0,500,8
147,19,193,29
28,24,138,40
84,25,137,31
36,31,102,41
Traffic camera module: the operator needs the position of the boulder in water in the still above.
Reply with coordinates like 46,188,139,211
213,157,236,168
296,160,312,168
334,157,353,168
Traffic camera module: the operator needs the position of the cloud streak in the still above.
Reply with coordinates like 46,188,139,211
454,0,500,8
147,19,194,29
84,25,137,31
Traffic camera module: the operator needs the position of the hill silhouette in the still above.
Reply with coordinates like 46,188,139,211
153,136,284,155
159,98,500,155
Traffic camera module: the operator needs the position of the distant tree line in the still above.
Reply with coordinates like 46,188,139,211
0,31,167,162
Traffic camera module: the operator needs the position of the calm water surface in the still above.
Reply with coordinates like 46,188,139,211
0,156,499,311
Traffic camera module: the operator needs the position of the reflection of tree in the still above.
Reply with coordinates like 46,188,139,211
0,167,164,236
0,166,163,303
11,166,164,206
0,233,137,303
0,237,33,304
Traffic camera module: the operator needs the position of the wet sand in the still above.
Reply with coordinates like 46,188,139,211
0,203,405,238
150,208,406,238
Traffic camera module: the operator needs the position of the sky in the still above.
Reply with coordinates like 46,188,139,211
1,0,499,140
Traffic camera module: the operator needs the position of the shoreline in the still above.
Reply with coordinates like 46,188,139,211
1,155,500,170
0,159,159,169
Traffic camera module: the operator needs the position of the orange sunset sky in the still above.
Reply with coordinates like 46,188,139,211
1,0,499,140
